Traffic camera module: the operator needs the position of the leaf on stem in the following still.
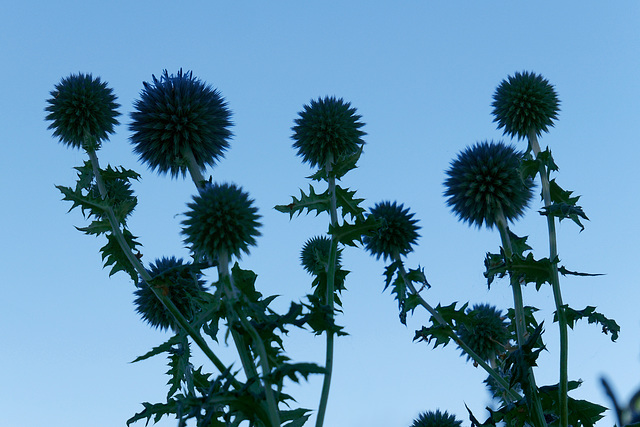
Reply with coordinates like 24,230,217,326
275,185,330,218
557,305,620,341
328,215,380,247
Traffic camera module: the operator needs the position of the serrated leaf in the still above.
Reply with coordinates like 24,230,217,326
331,145,363,180
99,228,141,283
275,185,330,219
75,218,112,236
414,324,454,348
521,147,559,180
540,202,588,231
166,336,191,398
558,305,620,341
509,253,554,291
57,184,108,216
335,185,365,221
131,334,182,364
558,265,604,277
328,215,381,247
127,400,178,426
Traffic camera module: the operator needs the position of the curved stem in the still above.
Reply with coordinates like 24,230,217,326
316,157,339,427
85,148,240,388
529,131,568,427
496,211,547,427
394,257,522,403
182,145,206,188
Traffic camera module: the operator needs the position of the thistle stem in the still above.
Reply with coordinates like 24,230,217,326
85,148,239,388
529,131,568,427
316,157,339,427
394,257,522,403
217,251,281,427
182,146,206,188
496,210,547,427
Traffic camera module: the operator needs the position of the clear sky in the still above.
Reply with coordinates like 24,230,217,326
2,2,639,426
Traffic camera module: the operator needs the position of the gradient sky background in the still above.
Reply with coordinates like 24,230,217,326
2,2,639,426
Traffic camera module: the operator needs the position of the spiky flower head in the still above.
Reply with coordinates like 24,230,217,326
182,183,261,261
129,69,233,178
133,257,206,331
492,71,560,140
457,304,510,362
45,73,120,151
444,141,534,229
291,96,366,169
410,410,462,427
300,236,342,276
363,201,420,261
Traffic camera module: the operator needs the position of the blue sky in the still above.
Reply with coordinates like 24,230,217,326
2,2,639,426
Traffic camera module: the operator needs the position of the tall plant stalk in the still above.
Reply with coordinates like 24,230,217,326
528,131,568,427
496,210,547,427
316,156,339,427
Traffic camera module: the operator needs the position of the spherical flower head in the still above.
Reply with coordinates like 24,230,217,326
444,141,534,229
492,71,560,140
457,304,510,362
411,410,462,427
45,73,120,150
129,69,233,178
182,183,261,261
363,201,420,261
291,96,366,169
300,236,342,276
134,257,206,331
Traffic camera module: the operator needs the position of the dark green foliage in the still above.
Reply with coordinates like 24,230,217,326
414,302,470,348
492,71,560,140
291,96,365,169
182,183,261,260
300,236,335,276
558,305,620,341
444,141,534,229
411,409,462,427
45,73,120,151
129,69,233,177
363,201,421,260
56,161,141,282
133,257,207,331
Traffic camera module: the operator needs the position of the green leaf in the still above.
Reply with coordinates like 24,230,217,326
540,203,588,231
558,265,604,277
558,305,620,341
131,334,181,363
335,185,366,221
127,400,178,426
99,228,141,283
328,215,381,247
166,335,191,399
509,253,554,291
521,147,559,180
275,185,330,219
332,145,363,180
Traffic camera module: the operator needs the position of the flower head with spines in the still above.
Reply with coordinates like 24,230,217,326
133,256,206,331
457,303,510,362
410,409,462,427
363,201,420,261
444,141,534,229
129,69,233,178
291,96,366,169
45,73,120,151
492,71,560,140
182,182,261,261
301,236,342,276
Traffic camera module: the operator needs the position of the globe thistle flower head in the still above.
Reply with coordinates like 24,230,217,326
134,257,206,331
492,71,560,140
182,182,261,261
457,304,510,362
129,69,233,178
411,409,462,427
300,236,342,276
291,96,366,169
45,73,120,151
444,141,534,229
363,201,420,261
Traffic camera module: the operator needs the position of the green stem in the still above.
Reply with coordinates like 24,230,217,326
496,210,547,427
316,157,339,427
529,131,568,427
182,145,206,188
85,148,240,389
394,257,522,403
217,251,281,427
